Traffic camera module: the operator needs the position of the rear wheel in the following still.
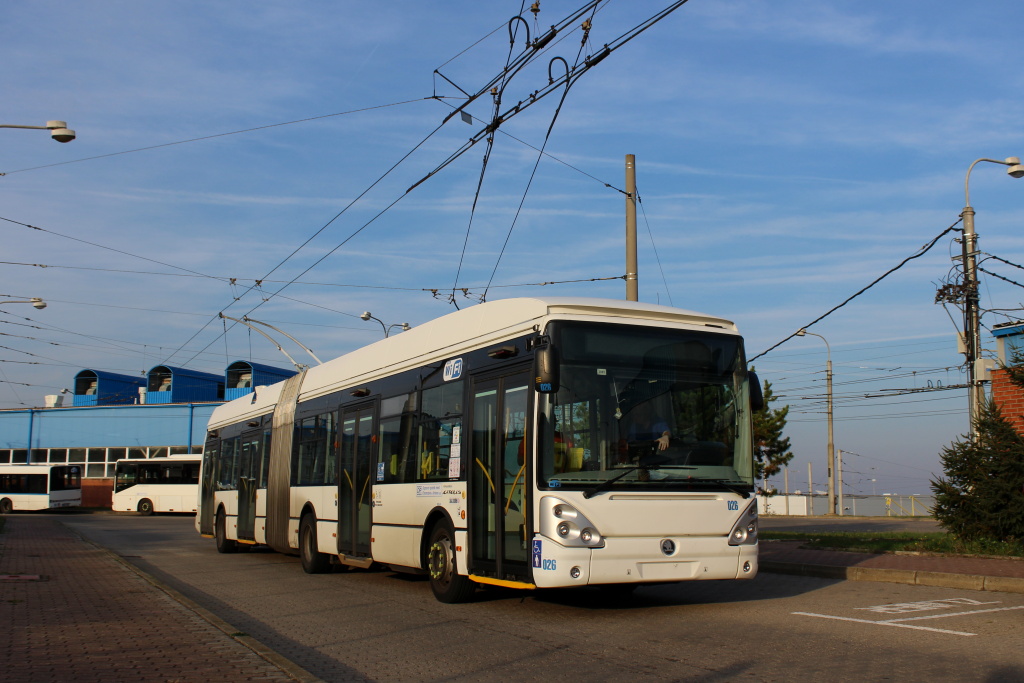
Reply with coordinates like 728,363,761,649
0,498,12,514
300,514,330,574
137,499,154,516
215,508,237,554
425,520,475,603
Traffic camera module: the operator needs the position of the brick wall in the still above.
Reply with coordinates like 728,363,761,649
82,478,113,508
990,368,1024,435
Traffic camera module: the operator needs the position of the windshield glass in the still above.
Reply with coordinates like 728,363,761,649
537,321,754,493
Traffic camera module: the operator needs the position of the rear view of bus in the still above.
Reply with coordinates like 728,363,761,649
0,465,82,513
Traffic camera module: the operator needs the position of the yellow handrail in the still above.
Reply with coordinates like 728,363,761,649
505,464,525,515
475,457,496,494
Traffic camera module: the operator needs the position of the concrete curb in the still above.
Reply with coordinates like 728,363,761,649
761,560,1024,594
62,523,325,683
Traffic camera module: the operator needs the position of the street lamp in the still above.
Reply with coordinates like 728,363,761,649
360,312,410,338
0,120,76,143
961,157,1024,439
796,328,835,515
0,297,46,310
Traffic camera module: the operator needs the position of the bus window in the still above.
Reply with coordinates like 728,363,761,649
293,412,336,486
115,463,138,492
418,382,463,481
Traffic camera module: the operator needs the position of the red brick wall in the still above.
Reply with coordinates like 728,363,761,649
991,368,1024,435
82,478,113,508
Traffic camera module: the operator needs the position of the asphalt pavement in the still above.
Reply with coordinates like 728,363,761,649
1,513,1022,682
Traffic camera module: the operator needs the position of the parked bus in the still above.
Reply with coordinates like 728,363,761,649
196,297,762,602
0,464,82,513
113,456,201,515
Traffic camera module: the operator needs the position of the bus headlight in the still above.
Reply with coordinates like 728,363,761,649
727,499,758,546
540,496,605,548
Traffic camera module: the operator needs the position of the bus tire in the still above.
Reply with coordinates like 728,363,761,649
215,508,237,554
137,499,154,516
426,520,475,603
299,514,330,574
0,498,12,514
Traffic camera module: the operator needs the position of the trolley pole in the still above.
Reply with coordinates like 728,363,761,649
625,154,638,302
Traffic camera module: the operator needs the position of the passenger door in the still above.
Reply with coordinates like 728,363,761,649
199,439,217,535
236,429,262,542
469,369,531,581
338,403,375,557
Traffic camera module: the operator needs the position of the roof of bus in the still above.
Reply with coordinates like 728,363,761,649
207,296,739,429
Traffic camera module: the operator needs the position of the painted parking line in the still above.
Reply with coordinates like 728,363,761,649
792,612,977,637
793,598,1024,637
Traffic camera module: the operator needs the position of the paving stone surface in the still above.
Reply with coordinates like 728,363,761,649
0,515,298,683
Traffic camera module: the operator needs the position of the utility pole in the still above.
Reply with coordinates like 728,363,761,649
807,462,813,513
837,449,844,516
625,154,638,301
797,329,835,515
960,157,1024,438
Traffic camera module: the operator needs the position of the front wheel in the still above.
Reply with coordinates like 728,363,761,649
137,499,154,516
0,498,12,514
425,521,475,603
299,514,330,574
215,509,237,554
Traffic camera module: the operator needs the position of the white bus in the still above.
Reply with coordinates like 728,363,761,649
196,297,762,602
0,464,82,513
113,456,201,515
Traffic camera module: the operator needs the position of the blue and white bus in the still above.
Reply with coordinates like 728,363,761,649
197,297,761,602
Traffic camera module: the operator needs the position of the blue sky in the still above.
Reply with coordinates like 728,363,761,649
3,1,1024,497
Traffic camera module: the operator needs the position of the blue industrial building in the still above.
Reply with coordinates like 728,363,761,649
0,360,295,506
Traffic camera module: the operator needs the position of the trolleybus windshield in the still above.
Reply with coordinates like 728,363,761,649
537,322,754,494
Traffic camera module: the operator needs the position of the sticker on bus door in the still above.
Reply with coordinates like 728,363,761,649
532,539,542,568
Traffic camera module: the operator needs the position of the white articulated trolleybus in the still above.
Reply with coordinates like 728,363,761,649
196,297,763,602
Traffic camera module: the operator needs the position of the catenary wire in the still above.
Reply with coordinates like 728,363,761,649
748,220,963,363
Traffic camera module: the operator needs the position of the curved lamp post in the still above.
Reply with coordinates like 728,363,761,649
961,157,1024,438
0,297,46,310
796,328,835,515
0,121,76,143
361,312,410,338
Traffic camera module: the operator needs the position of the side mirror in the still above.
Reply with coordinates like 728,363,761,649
534,341,560,393
749,371,764,412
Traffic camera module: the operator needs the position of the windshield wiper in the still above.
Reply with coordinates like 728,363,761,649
583,466,643,499
689,478,753,499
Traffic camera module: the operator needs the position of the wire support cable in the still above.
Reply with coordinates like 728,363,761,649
478,5,600,303
749,220,963,363
637,189,673,306
978,266,1024,291
0,98,437,176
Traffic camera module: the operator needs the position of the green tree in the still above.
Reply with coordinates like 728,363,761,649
931,400,1024,543
752,376,793,492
